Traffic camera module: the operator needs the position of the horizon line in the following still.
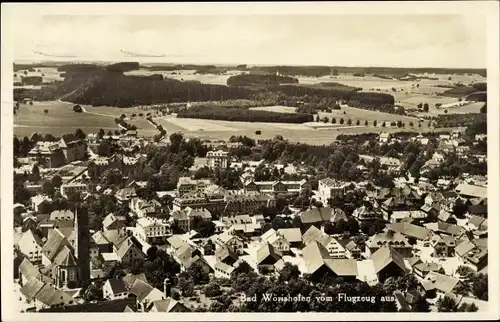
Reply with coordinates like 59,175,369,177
13,59,487,71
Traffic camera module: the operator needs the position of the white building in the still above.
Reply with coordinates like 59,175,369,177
206,150,230,169
135,217,171,245
60,182,87,199
17,229,44,263
318,178,350,206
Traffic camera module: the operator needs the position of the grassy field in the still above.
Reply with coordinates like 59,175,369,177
12,100,469,145
14,67,64,83
249,105,298,113
14,101,121,137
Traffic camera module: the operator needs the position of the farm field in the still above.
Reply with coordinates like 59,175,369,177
13,100,469,145
14,101,121,137
14,67,64,83
249,105,298,113
317,106,420,123
124,69,234,85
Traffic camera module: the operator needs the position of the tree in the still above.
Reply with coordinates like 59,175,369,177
32,164,41,181
373,120,378,127
347,119,352,125
42,181,55,197
480,104,486,114
184,263,210,285
471,274,488,300
455,265,475,280
382,122,386,128
436,295,457,312
423,103,429,112
364,120,368,126
315,115,320,122
332,117,336,124
44,109,48,114
417,103,423,109
278,263,301,283
458,302,478,312
204,282,222,298
356,120,360,126
340,118,345,125
75,128,86,140
444,109,448,114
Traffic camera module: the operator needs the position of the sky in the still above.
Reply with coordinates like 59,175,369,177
12,15,487,68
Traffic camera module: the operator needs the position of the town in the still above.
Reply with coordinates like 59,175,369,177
13,116,488,313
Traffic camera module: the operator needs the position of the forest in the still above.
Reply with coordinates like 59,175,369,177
227,74,299,86
177,105,313,123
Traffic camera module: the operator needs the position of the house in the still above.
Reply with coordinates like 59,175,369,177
59,134,86,163
33,283,75,311
344,240,362,259
130,281,166,312
129,198,163,218
177,177,213,196
302,241,357,282
135,217,171,245
413,262,443,279
386,222,432,243
103,278,128,300
214,261,237,279
261,229,291,254
169,209,190,232
49,210,75,222
430,234,456,257
115,237,145,265
379,132,391,143
302,226,346,258
424,222,467,239
28,141,66,168
182,255,213,274
122,273,148,291
317,179,351,206
352,205,382,223
206,150,230,169
455,183,487,199
215,245,239,266
17,229,44,263
299,207,341,229
276,228,302,248
149,298,191,312
437,209,454,223
102,213,127,231
371,246,408,283
256,242,282,273
421,272,459,298
31,194,52,212
212,231,245,254
115,187,137,203
365,231,413,258
60,182,87,199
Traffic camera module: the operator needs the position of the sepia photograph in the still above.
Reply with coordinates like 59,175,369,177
1,2,499,321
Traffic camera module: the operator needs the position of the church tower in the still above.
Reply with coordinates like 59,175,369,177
74,207,91,285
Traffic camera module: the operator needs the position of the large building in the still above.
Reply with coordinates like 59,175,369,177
317,178,351,206
135,217,172,244
177,177,213,196
243,179,311,195
28,142,66,168
206,150,230,169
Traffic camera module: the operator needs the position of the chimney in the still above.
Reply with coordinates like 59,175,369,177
163,277,171,298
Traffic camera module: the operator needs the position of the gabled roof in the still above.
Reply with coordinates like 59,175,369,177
215,245,238,263
325,259,358,276
151,298,190,312
256,242,281,265
386,222,431,240
167,235,188,250
122,273,148,290
41,229,72,262
371,246,407,274
106,278,128,295
35,284,74,306
129,279,154,300
302,241,331,274
455,240,476,257
423,272,459,293
20,276,46,299
52,245,77,266
277,228,302,244
116,238,143,260
299,207,337,224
